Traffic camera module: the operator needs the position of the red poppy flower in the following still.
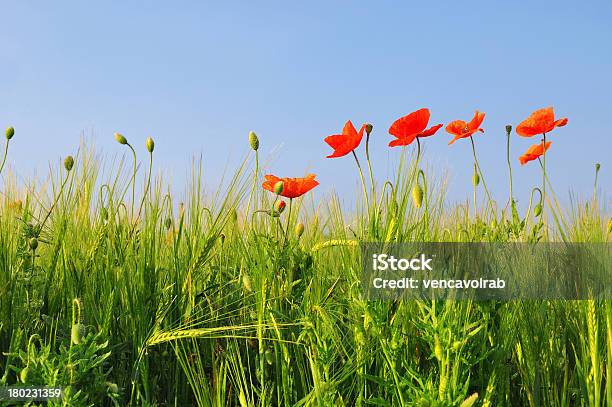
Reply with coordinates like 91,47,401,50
324,120,367,158
516,107,568,137
388,108,443,147
519,141,552,165
446,111,485,145
262,174,319,198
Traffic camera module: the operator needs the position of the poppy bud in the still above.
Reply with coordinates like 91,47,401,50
472,164,480,186
146,136,155,153
248,131,259,151
20,367,28,383
295,222,305,238
595,163,601,173
64,155,74,172
242,274,252,292
274,181,284,195
164,217,172,230
412,184,423,208
71,323,86,345
274,200,286,214
534,203,542,217
505,125,512,135
264,347,274,365
6,126,14,140
114,132,127,145
105,382,119,394
29,237,38,251
365,123,373,136
219,233,225,244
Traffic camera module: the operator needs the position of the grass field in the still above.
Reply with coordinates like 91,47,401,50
0,117,610,406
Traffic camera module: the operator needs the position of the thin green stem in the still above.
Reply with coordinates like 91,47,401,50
506,129,514,207
365,133,375,199
541,133,547,228
283,198,293,247
469,136,493,217
246,151,259,219
136,152,153,222
127,143,138,219
40,171,71,230
352,150,370,214
0,139,9,176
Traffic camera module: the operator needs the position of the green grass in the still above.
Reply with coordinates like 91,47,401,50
0,135,610,406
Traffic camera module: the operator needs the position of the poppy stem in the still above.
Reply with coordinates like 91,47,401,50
541,133,547,228
126,143,137,220
246,150,259,220
283,198,293,247
469,136,493,217
506,127,515,210
0,138,10,176
352,150,370,214
365,133,375,200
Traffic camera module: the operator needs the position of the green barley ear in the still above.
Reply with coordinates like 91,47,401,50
242,274,252,292
472,164,480,186
28,237,38,251
64,155,74,172
5,126,14,140
146,136,155,153
114,132,128,145
248,131,259,151
412,184,423,209
295,222,305,238
274,181,284,195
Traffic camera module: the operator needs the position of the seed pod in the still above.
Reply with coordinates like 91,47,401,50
6,126,14,140
505,125,512,135
274,200,286,214
114,132,127,145
534,203,542,217
472,164,480,186
295,222,305,238
248,131,259,151
71,323,86,345
412,184,423,208
365,123,373,136
64,155,74,172
273,181,284,195
146,136,155,153
29,237,38,251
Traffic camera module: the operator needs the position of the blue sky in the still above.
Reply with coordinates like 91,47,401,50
2,1,610,209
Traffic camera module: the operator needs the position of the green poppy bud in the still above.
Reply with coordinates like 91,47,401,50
242,274,252,292
20,367,29,383
71,323,86,345
274,200,286,213
365,123,373,136
595,163,601,173
164,217,172,230
6,126,14,140
248,131,259,151
505,125,512,135
534,203,542,217
114,132,127,145
472,164,480,186
295,222,305,238
264,347,274,365
274,181,284,195
146,136,155,153
64,155,74,172
412,184,423,208
29,237,38,251
105,382,119,394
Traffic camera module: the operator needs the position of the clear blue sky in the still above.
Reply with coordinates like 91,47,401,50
2,1,610,209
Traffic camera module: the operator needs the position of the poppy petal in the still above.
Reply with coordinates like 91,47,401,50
388,137,414,147
418,123,443,138
445,120,468,137
553,117,568,128
389,108,430,139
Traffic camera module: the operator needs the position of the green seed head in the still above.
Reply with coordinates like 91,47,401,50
534,203,542,217
274,200,286,214
146,136,155,153
412,184,423,208
114,132,127,145
274,181,284,195
6,126,14,140
595,163,601,173
472,164,480,186
248,131,259,151
64,155,74,172
365,123,373,136
29,237,38,251
295,222,305,238
505,125,512,135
